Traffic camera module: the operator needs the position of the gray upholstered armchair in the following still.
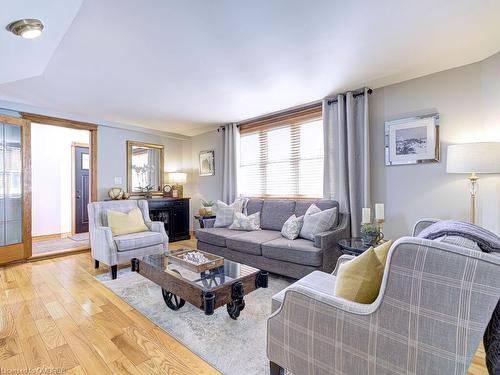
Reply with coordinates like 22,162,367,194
88,200,168,279
268,219,500,375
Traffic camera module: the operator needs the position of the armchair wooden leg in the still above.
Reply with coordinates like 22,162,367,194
111,265,117,279
270,361,282,375
94,260,99,269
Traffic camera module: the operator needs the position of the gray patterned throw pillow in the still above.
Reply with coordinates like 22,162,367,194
281,214,304,240
299,204,337,241
214,199,247,228
228,212,261,231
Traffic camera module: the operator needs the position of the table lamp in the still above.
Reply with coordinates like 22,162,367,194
446,142,500,224
167,172,187,198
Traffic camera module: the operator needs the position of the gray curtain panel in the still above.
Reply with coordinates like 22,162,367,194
221,123,240,203
323,88,371,236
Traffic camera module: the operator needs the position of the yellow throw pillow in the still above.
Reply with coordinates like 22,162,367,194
373,240,393,266
334,247,384,304
107,208,149,236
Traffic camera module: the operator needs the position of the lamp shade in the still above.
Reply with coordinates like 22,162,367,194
167,172,187,184
446,142,500,174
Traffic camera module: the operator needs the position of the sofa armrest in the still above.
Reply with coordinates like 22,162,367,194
314,212,350,273
90,226,118,265
146,221,169,251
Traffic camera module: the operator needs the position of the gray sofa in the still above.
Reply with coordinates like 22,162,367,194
195,199,350,279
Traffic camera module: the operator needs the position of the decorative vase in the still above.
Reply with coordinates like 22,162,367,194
361,233,379,246
199,207,208,216
122,192,130,200
361,228,384,246
108,187,124,200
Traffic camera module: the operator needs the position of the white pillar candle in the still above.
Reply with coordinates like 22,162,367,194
375,203,385,221
361,208,371,224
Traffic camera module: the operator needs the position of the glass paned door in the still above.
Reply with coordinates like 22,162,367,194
0,116,30,264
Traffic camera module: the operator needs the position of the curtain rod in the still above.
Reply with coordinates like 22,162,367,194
217,88,373,131
327,88,372,105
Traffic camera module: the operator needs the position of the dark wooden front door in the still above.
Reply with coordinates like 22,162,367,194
74,146,90,233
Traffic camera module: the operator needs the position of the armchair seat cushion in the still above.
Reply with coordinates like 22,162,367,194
272,270,336,312
262,238,323,266
114,231,163,252
226,230,283,256
195,228,242,247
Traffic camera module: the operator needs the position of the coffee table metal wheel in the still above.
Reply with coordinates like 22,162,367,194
161,269,185,310
162,289,185,310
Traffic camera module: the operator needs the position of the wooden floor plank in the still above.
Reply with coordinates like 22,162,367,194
48,344,79,370
19,334,53,369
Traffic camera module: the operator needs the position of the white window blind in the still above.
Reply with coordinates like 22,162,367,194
239,118,324,198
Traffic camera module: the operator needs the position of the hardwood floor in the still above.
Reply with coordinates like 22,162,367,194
0,238,220,374
0,237,490,374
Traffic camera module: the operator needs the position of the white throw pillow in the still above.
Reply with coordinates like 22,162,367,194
213,199,248,228
281,214,304,240
299,204,338,241
229,212,261,231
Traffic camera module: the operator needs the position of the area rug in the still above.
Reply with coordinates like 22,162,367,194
96,268,291,374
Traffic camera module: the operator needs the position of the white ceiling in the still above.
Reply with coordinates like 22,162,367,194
0,0,499,136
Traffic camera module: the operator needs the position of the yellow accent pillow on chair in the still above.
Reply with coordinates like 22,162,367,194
107,208,149,236
334,244,390,304
374,240,393,265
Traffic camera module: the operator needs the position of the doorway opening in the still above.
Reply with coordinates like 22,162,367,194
31,123,91,256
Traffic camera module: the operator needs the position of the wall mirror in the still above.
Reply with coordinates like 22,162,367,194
127,141,164,195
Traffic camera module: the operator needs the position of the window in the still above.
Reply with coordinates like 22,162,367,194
239,107,324,198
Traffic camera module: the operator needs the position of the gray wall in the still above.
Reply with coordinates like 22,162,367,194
97,125,189,200
371,52,500,238
186,129,223,229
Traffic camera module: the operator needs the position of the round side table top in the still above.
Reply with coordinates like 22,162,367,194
337,238,370,256
194,215,216,219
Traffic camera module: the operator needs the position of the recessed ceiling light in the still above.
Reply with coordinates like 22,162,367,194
6,19,44,39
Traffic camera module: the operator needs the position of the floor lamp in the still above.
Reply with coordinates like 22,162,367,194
446,142,500,224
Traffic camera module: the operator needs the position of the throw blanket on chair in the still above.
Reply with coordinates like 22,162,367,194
418,219,500,374
417,219,500,253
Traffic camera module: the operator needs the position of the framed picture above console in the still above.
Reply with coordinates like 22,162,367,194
385,113,440,166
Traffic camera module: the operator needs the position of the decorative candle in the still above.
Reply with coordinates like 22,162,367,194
375,203,385,221
361,208,371,224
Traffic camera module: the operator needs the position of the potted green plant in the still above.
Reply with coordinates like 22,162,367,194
361,223,383,246
200,199,215,216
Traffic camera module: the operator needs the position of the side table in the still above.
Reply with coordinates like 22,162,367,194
194,215,216,229
338,238,389,256
337,238,371,256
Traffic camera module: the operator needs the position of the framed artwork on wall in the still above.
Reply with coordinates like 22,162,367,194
199,150,215,176
385,113,440,166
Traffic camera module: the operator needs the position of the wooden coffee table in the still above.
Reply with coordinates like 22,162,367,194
131,251,268,319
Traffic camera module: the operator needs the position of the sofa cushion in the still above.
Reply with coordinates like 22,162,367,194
246,199,264,215
272,271,336,312
114,231,162,252
195,228,242,247
260,200,296,231
295,200,339,227
262,237,323,266
226,230,283,256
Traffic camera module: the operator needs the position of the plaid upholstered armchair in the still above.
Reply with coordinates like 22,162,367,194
267,219,500,375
